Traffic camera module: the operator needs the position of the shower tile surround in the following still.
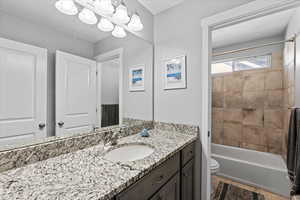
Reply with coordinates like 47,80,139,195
0,121,198,200
212,51,288,156
282,41,296,160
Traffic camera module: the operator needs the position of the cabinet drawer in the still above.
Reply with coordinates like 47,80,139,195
181,142,195,166
116,153,180,200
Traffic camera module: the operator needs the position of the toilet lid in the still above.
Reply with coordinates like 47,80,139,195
210,158,220,170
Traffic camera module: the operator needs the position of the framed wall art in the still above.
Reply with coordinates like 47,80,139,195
164,55,186,90
129,65,145,91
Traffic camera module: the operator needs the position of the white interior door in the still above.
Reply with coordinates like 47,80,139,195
0,37,47,146
56,51,96,136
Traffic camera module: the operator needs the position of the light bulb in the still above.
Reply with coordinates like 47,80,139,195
112,3,130,24
128,13,143,31
55,0,78,15
94,0,114,15
98,18,114,32
78,8,98,25
112,26,126,38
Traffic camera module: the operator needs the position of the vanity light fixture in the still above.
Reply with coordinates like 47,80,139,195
128,13,143,31
78,8,98,24
112,25,126,38
94,0,114,15
55,0,78,15
98,18,114,32
55,0,144,38
112,2,130,24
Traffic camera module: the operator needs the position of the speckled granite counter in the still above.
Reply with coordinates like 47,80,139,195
0,129,197,200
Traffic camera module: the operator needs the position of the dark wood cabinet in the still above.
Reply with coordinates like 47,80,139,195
181,159,194,200
115,142,196,200
150,173,180,200
181,143,195,166
116,153,180,200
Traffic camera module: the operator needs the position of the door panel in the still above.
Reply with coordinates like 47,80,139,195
0,37,47,145
150,173,180,200
56,51,96,136
182,159,194,200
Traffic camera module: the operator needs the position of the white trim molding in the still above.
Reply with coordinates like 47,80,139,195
200,0,300,199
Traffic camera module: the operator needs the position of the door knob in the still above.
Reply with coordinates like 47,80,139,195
58,121,64,127
38,123,46,129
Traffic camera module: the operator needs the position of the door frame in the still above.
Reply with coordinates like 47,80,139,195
94,48,124,127
200,0,300,199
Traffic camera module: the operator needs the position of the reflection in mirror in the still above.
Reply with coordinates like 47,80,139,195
99,59,120,128
0,0,153,150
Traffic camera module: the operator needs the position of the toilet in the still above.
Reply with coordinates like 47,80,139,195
210,158,220,195
210,158,220,174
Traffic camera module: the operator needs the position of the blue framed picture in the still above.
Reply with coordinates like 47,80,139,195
164,55,186,90
129,65,145,91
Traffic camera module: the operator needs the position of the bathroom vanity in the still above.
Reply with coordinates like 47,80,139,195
0,124,198,200
116,142,195,200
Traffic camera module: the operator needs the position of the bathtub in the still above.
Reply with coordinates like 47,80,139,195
211,143,291,197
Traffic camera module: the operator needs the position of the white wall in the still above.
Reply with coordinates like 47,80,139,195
94,34,153,120
101,60,119,105
153,0,253,199
285,7,300,107
0,12,94,136
213,35,284,62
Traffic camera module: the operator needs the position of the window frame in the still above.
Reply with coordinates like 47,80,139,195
211,53,272,76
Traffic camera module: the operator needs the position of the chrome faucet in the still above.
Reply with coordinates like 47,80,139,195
104,132,118,146
110,132,118,146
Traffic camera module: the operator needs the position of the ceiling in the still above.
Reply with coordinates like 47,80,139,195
0,0,111,43
212,8,296,49
137,0,184,15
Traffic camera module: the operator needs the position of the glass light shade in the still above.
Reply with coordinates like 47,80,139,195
128,14,143,31
55,0,78,15
112,3,130,24
97,18,114,32
94,0,114,15
78,8,98,25
112,26,126,38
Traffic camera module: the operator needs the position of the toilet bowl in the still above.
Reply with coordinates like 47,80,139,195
210,158,220,196
210,158,220,174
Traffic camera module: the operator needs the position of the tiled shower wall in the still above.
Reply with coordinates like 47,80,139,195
282,41,295,159
212,51,287,156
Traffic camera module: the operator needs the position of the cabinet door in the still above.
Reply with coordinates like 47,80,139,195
181,159,194,200
150,173,180,200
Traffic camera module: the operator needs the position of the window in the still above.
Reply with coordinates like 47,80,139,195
211,61,233,74
212,55,271,74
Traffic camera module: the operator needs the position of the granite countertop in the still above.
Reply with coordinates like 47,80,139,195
0,129,197,200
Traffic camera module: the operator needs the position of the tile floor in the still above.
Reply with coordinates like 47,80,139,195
212,176,290,200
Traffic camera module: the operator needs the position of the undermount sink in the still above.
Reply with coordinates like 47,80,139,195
104,144,154,162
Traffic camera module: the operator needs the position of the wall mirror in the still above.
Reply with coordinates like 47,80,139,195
0,0,154,150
